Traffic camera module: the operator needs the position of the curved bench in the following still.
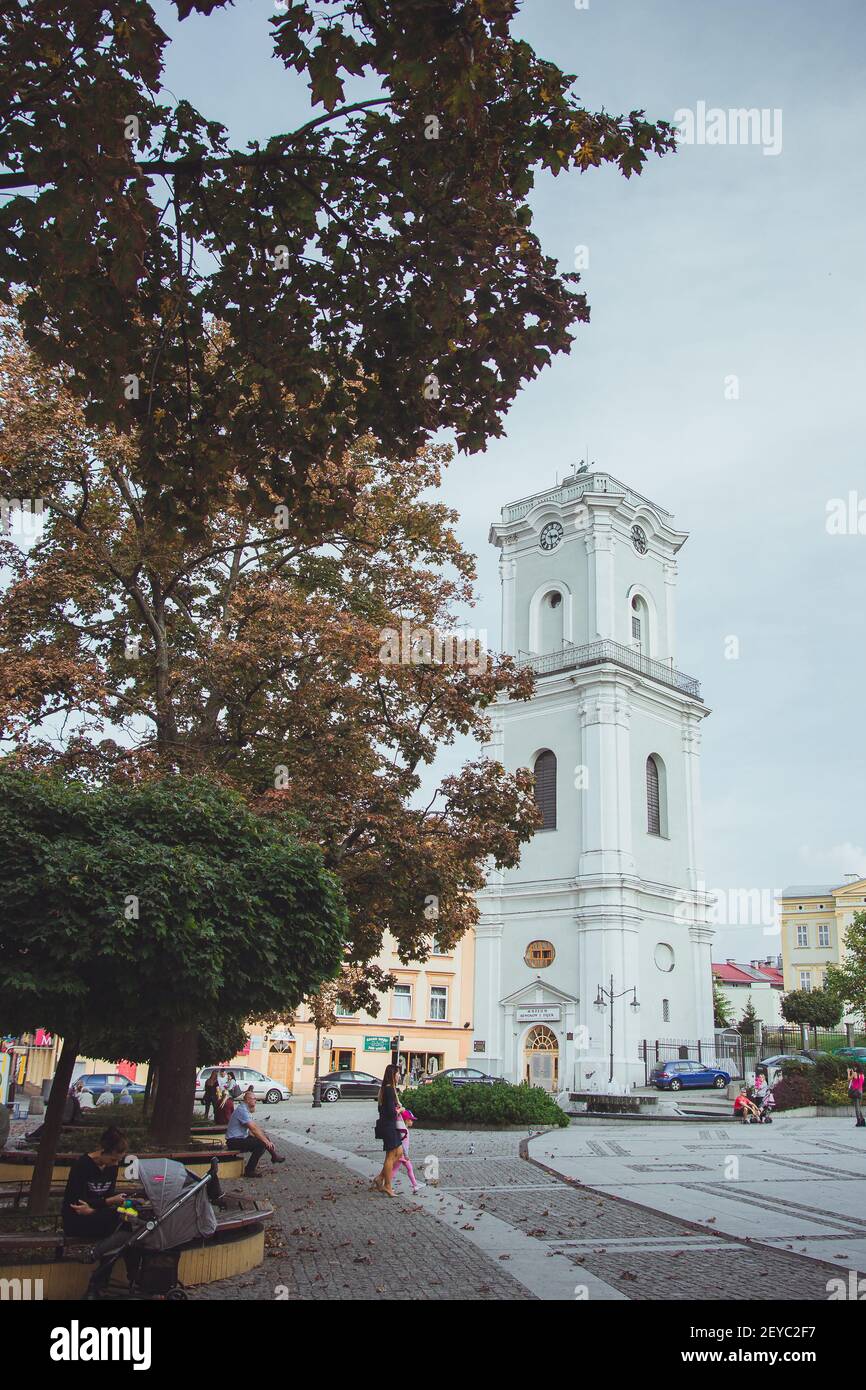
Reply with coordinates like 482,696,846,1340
0,1197,272,1298
0,1148,245,1183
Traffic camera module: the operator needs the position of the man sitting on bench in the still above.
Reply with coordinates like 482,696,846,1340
225,1091,285,1177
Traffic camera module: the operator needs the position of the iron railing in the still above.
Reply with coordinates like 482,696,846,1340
501,471,674,526
517,638,702,701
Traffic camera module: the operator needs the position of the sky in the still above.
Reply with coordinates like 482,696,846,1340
157,0,866,960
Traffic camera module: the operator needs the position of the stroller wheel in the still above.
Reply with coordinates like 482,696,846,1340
165,1288,188,1301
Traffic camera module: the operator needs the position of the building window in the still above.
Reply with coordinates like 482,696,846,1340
392,984,413,1019
646,755,664,836
818,924,831,948
662,998,670,1023
533,750,557,831
799,971,812,991
796,924,808,948
630,593,650,653
430,936,448,956
335,1004,355,1018
524,940,556,969
429,986,448,1021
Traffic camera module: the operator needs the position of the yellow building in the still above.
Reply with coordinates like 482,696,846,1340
234,929,477,1095
778,875,866,1010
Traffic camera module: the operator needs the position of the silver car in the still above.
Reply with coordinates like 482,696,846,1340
195,1066,290,1104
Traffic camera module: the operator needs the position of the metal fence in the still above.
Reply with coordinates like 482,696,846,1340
760,1024,865,1055
640,1033,758,1082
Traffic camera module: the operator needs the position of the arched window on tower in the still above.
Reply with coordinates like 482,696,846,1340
539,589,564,654
646,754,667,836
533,750,557,831
631,593,650,655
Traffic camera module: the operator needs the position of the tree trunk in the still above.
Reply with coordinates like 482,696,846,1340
148,1025,198,1148
28,1033,79,1215
142,1062,157,1120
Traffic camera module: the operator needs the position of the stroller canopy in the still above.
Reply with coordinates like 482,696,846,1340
136,1158,217,1249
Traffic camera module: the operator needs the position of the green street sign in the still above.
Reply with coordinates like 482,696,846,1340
364,1036,391,1052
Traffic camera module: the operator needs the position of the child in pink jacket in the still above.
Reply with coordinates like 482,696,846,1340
394,1108,419,1194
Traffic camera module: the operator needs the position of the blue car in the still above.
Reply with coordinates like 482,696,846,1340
77,1071,146,1098
649,1059,731,1091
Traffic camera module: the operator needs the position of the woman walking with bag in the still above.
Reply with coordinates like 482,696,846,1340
848,1065,865,1127
372,1064,404,1197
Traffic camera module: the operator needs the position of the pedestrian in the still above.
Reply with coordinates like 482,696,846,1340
95,1087,114,1107
61,1126,129,1241
372,1064,404,1197
848,1065,865,1127
393,1107,419,1194
202,1069,219,1120
225,1091,285,1177
117,1087,133,1107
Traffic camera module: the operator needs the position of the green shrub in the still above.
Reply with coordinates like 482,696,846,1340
403,1081,569,1128
819,1080,853,1107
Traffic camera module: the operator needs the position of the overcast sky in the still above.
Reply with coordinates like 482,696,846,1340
160,0,866,960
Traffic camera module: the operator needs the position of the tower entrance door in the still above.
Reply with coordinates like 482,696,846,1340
524,1025,559,1091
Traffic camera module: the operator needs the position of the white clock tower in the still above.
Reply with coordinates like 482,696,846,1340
474,470,714,1091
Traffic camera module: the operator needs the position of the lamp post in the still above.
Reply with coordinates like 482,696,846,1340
594,975,640,1084
311,1027,322,1108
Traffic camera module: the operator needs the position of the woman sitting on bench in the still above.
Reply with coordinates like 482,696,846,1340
61,1126,129,1240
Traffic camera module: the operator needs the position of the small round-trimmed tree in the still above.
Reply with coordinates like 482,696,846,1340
0,768,348,1209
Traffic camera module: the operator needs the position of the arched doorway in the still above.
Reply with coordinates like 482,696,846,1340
524,1025,559,1090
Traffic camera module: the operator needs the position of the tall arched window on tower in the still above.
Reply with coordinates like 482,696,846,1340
631,593,650,655
539,589,564,653
533,750,557,831
646,754,667,836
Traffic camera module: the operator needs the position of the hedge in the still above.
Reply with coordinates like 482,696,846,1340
402,1080,570,1128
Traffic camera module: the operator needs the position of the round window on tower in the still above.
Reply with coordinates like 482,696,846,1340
654,942,675,973
548,592,562,609
525,940,556,969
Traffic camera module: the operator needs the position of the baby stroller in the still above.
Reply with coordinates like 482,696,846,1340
85,1157,221,1300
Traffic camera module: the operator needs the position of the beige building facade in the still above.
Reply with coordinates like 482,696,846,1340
778,875,866,1014
233,930,477,1095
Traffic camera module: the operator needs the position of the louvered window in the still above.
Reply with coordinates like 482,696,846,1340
534,750,557,831
646,756,661,835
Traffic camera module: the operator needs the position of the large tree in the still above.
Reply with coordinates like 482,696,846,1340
826,912,866,1029
0,0,674,531
0,768,348,1204
0,316,540,1017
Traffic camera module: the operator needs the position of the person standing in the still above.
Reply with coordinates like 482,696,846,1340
203,1070,220,1120
372,1065,404,1197
848,1065,865,1127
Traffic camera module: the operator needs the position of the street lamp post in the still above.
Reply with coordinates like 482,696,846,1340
311,1026,322,1108
594,975,640,1085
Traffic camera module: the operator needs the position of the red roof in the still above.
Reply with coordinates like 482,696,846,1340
713,962,783,987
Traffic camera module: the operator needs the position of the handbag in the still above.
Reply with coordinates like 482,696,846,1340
374,1117,384,1140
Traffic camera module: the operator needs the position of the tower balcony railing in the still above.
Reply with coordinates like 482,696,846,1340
516,639,702,701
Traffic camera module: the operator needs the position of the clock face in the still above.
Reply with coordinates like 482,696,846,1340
539,521,563,552
631,524,648,555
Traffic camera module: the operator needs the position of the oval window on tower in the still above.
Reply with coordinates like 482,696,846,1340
525,940,556,969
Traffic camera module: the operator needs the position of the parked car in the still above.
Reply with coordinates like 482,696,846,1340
318,1071,381,1103
419,1067,501,1087
759,1050,830,1069
195,1066,290,1104
649,1059,731,1091
76,1072,146,1098
832,1046,866,1063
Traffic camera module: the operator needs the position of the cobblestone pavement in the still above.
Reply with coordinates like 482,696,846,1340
192,1135,530,1301
252,1102,853,1300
